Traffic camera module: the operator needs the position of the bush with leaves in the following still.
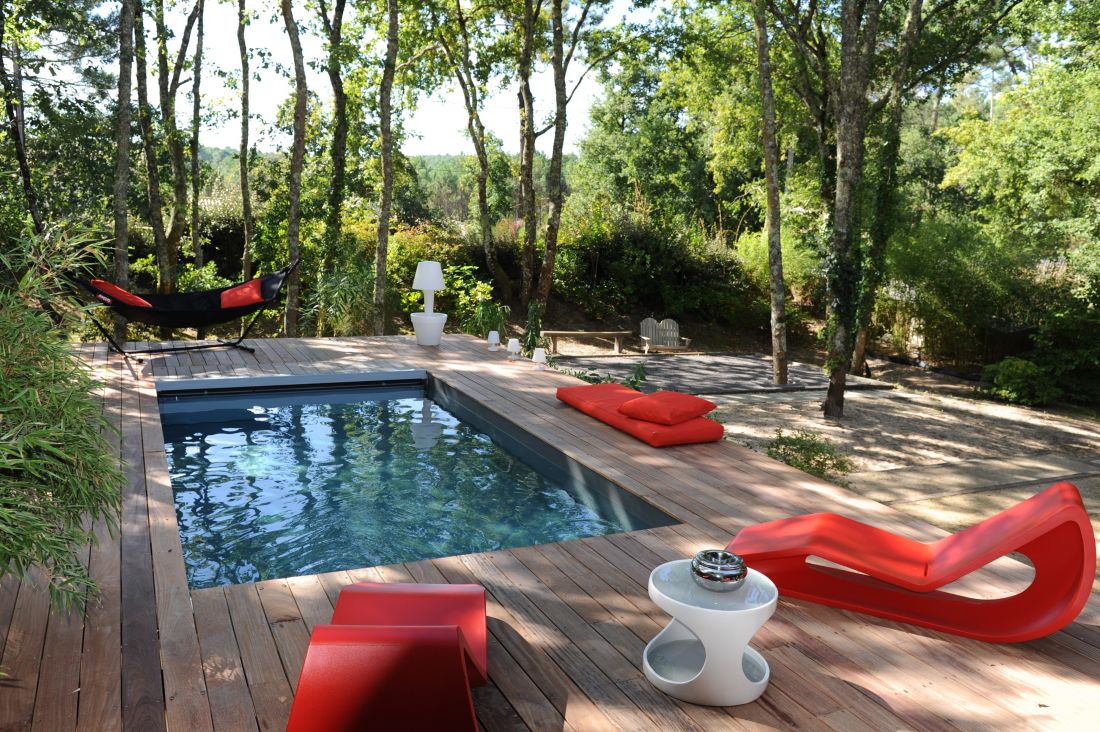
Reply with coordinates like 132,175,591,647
0,226,123,611
981,357,1062,406
765,430,853,484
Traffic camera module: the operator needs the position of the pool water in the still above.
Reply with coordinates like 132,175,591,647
160,385,640,588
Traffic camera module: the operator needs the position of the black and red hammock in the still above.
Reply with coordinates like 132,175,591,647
74,260,298,358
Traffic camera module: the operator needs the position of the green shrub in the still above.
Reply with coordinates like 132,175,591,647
178,261,233,292
554,204,764,325
981,357,1062,406
765,430,854,484
0,226,123,611
521,301,548,357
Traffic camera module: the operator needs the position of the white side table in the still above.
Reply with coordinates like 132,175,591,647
643,559,778,706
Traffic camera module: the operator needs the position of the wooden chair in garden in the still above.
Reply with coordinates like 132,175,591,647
640,317,692,354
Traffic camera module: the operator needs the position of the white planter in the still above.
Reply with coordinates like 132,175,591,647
410,312,447,346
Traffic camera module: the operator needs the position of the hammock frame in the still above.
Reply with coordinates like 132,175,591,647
74,260,298,362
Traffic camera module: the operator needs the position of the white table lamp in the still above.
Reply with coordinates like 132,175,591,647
487,331,501,351
532,347,547,370
410,261,447,346
506,338,520,361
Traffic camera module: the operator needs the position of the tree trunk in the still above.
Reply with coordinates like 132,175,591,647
133,3,171,296
112,0,136,343
190,0,205,267
152,0,199,294
851,0,924,375
237,0,252,280
281,0,306,337
517,0,539,306
822,0,882,419
535,0,568,307
0,6,44,235
752,0,787,385
319,0,348,306
374,0,398,336
435,1,511,299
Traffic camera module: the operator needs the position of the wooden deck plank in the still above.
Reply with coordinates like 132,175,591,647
5,333,1095,732
223,584,294,731
192,588,260,732
0,571,51,728
254,580,311,693
117,375,166,732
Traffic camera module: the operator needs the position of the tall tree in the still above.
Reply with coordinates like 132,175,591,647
190,0,205,267
752,0,787,384
133,1,171,296
820,0,884,418
512,0,543,306
536,0,612,306
433,0,511,297
316,0,348,284
237,0,252,279
374,0,399,336
112,0,137,343
0,1,44,234
151,0,199,293
281,0,306,336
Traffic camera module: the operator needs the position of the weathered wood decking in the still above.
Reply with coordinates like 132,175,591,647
1,334,1098,731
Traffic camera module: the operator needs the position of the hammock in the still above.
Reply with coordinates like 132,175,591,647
74,259,298,358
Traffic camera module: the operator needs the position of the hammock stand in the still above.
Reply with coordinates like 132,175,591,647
74,260,298,361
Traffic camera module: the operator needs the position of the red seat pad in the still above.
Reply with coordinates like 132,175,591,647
90,279,152,308
220,279,265,309
556,383,724,447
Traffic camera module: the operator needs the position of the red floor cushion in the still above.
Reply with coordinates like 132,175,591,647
556,383,724,447
618,389,716,425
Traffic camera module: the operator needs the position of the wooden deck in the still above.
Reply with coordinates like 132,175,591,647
1,334,1098,731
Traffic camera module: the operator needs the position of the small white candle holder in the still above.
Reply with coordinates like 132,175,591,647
487,331,501,351
532,347,547,370
506,338,520,361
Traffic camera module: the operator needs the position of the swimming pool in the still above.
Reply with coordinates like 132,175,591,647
159,374,674,588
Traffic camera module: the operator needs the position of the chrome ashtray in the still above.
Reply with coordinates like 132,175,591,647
691,549,747,592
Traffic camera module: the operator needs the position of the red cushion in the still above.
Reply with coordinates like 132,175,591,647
90,279,152,308
618,390,716,425
220,279,265,309
556,383,724,447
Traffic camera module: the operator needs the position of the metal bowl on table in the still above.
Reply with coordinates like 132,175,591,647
690,549,747,592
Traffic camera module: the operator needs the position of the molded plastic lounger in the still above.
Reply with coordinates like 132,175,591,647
556,383,724,447
286,583,487,731
726,481,1096,642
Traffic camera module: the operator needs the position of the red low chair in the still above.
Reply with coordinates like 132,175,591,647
286,583,487,731
726,482,1096,642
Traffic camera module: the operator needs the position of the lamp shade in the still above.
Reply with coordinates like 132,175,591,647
412,260,445,291
506,338,520,354
532,347,547,364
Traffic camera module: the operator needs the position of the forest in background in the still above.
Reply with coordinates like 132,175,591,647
1,0,1099,414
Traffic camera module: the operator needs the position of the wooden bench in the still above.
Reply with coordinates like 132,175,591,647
541,330,632,354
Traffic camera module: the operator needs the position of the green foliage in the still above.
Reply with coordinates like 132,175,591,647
178,262,233,293
765,430,853,484
0,226,122,612
981,357,1061,406
567,361,648,390
555,199,764,325
521,301,547,357
438,264,511,337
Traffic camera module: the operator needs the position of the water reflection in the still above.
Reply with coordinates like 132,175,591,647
162,391,624,588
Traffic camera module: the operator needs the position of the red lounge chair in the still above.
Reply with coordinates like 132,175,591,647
286,583,487,731
726,482,1096,642
556,383,724,447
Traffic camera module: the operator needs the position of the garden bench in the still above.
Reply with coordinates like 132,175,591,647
640,317,692,353
541,329,632,354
